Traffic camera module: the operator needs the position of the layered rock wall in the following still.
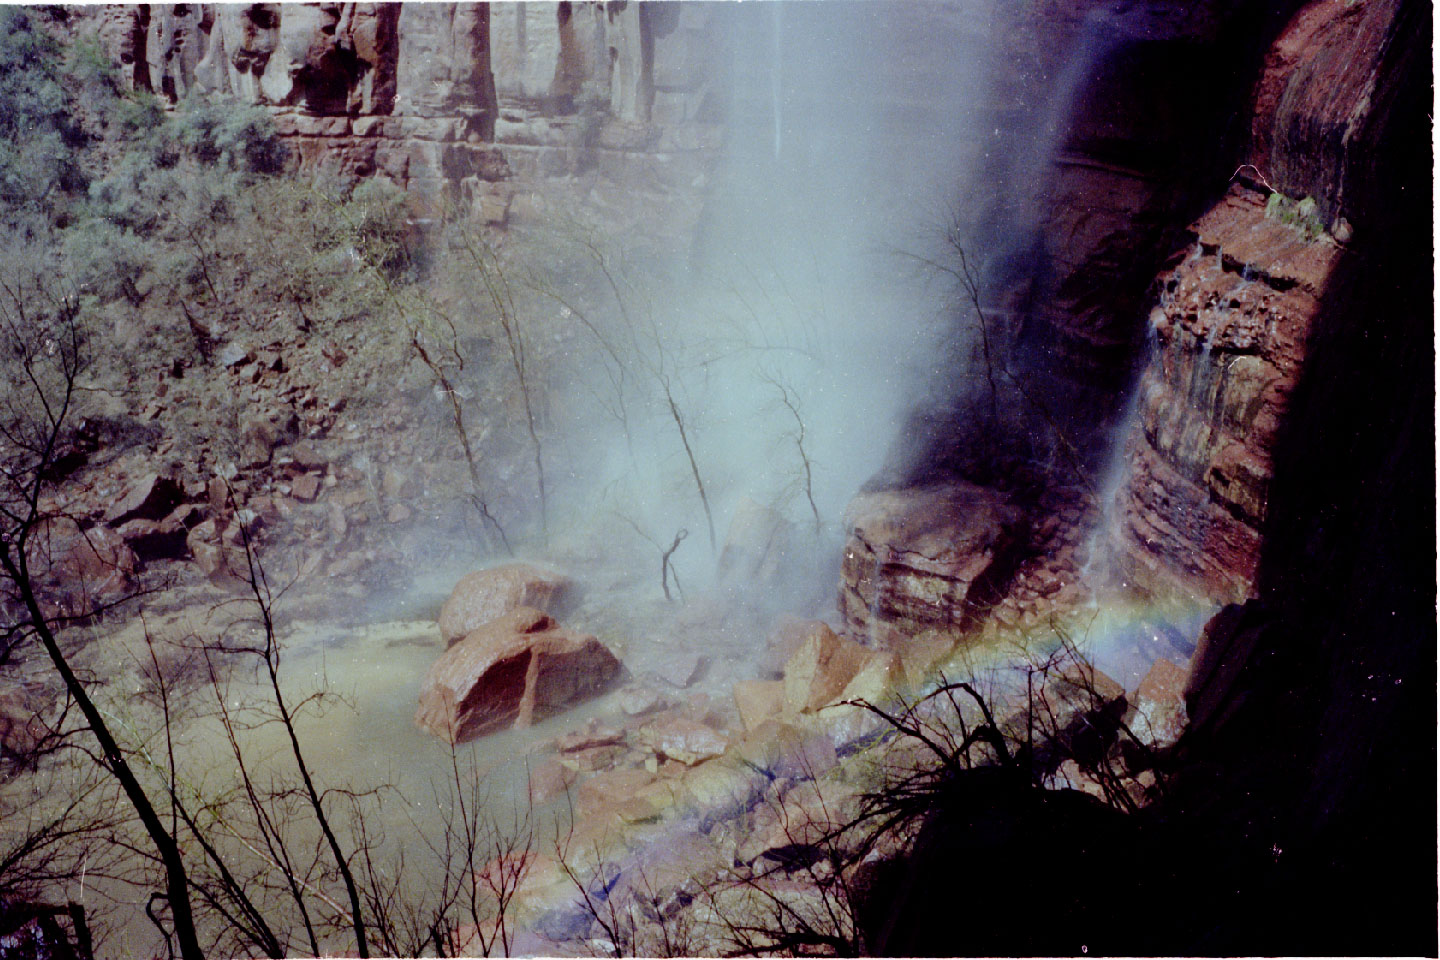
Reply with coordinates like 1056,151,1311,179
1108,0,1417,603
1111,189,1341,601
848,0,1424,638
839,484,1025,647
87,3,721,225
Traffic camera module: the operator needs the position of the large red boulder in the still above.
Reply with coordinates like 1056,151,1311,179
1129,657,1189,749
415,607,620,743
839,483,1024,647
437,563,572,645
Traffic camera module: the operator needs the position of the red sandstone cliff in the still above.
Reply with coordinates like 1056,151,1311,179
87,3,722,229
1110,0,1419,603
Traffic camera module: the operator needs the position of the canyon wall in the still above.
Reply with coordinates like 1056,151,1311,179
1108,0,1422,603
842,3,1432,947
89,3,722,230
842,0,1427,639
843,0,1301,643
88,3,1424,625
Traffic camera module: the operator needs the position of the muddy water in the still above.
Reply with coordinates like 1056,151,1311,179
81,602,626,955
34,561,1212,956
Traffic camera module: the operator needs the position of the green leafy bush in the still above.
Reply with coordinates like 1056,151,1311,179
1263,192,1327,242
0,8,86,212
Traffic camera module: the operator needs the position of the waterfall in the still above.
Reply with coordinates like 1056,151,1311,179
1079,306,1162,596
771,2,783,160
1079,382,1142,595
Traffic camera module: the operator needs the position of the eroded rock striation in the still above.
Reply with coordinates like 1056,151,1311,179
1109,186,1342,602
839,483,1025,647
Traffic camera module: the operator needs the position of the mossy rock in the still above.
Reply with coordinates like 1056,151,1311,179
1264,192,1327,241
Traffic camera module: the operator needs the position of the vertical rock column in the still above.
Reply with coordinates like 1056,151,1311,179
1108,0,1415,603
1111,190,1340,602
389,3,504,205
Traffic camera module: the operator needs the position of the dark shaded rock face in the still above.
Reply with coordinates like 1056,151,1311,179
859,0,1433,954
1108,0,1422,603
888,0,1306,483
872,0,1425,611
1246,0,1424,237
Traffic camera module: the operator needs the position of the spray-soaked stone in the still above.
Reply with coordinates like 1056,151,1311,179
415,607,620,743
636,714,728,766
732,678,786,732
437,562,573,645
838,482,1024,647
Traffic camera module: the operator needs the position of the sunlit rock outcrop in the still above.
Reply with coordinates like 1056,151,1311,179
144,3,207,102
87,3,721,225
437,561,572,645
838,483,1025,647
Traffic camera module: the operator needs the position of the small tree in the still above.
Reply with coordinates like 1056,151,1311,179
0,274,206,960
450,225,550,541
760,370,822,535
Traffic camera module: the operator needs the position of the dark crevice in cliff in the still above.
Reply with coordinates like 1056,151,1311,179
884,1,1309,502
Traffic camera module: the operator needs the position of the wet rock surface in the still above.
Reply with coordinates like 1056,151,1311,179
437,562,573,645
1128,656,1188,749
1110,186,1342,602
780,622,868,714
415,606,621,743
839,482,1025,646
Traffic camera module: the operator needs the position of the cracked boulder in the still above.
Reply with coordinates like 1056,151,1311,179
415,607,620,744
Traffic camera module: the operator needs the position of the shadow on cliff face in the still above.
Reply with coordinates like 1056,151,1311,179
857,0,1434,954
1159,0,1436,947
876,1,1306,495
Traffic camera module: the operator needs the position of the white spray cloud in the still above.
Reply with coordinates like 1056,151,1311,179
409,1,1014,614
